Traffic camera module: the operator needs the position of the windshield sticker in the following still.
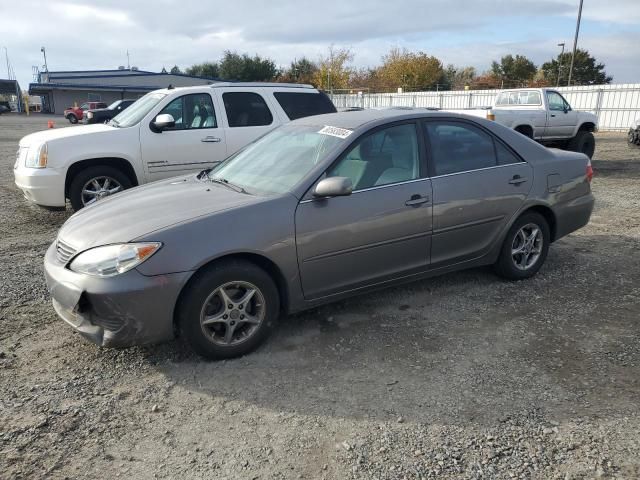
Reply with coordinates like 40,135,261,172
318,125,353,139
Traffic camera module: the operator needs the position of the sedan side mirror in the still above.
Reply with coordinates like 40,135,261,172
151,113,175,132
314,176,353,198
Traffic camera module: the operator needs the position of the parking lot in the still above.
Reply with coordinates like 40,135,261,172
1,113,639,479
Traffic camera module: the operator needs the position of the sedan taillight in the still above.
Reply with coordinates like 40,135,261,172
586,161,594,182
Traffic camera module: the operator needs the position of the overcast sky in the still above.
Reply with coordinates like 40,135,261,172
1,0,639,88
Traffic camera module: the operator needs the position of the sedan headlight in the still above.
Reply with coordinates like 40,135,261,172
25,143,48,168
69,242,162,277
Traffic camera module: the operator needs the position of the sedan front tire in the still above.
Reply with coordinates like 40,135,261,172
178,260,280,359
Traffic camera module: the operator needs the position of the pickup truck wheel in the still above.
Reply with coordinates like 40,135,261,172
567,130,595,158
69,166,132,211
67,114,78,124
178,260,280,360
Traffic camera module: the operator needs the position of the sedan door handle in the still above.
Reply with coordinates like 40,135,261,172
508,175,528,185
550,114,556,117
405,195,430,206
201,136,221,143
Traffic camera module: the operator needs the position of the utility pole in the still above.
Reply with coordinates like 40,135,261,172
126,50,130,70
556,43,565,87
40,46,49,82
567,0,583,87
4,47,10,79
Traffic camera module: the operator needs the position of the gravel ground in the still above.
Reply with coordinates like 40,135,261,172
1,114,639,479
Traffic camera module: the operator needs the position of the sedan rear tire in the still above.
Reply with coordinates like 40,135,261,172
494,212,550,280
178,260,280,360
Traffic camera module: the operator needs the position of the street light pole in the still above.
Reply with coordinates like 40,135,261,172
556,43,565,87
567,0,583,87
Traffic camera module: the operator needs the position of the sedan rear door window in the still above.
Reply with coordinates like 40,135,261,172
424,122,497,176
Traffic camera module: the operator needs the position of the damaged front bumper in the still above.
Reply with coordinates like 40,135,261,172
43,242,191,347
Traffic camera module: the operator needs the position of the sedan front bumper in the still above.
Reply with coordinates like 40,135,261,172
43,242,192,347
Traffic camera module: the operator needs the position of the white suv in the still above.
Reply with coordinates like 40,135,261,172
14,83,336,210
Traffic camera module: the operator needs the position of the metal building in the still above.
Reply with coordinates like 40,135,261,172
29,69,218,114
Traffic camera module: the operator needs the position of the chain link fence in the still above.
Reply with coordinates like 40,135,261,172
331,83,640,131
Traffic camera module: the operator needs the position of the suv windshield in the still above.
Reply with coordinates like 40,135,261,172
107,100,122,109
210,124,347,195
110,93,166,127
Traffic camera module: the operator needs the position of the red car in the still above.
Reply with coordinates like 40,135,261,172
64,101,107,124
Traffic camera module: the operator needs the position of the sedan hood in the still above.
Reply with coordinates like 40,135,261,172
58,175,262,251
19,124,115,147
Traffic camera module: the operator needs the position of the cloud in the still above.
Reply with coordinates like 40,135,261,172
54,3,135,26
0,0,638,88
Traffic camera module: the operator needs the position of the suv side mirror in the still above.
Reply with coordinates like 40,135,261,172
314,176,353,198
151,113,175,132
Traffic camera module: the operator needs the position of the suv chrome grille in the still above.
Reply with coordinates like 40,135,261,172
56,239,77,264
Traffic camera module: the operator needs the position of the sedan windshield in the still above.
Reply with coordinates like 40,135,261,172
110,93,165,128
210,125,347,195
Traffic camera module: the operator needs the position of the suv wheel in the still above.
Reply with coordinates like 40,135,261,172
68,165,132,211
178,260,280,360
567,130,595,158
494,212,550,280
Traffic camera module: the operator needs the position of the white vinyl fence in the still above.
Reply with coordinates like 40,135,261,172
331,83,640,131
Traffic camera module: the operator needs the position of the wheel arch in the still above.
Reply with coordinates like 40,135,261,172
518,204,558,242
514,124,534,138
64,157,139,197
172,252,290,337
577,122,596,134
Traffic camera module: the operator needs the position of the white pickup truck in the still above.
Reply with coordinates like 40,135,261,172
14,82,336,210
447,88,598,158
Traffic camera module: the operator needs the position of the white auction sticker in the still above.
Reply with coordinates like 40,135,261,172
318,125,353,139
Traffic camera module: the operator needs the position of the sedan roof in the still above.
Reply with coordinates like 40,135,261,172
290,109,478,130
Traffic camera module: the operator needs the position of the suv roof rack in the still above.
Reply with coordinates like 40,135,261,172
209,82,314,89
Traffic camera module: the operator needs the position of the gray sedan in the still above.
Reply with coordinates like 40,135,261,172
44,110,595,359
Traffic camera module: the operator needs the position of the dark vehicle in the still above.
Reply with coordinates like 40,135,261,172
629,118,640,147
0,103,10,114
83,99,136,124
45,110,594,360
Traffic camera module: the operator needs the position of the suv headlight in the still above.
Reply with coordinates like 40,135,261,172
69,242,162,277
25,143,48,168
87,112,93,119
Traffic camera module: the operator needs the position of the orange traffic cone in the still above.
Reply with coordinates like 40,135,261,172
47,120,54,129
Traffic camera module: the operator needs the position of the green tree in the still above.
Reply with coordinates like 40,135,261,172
218,51,278,81
170,65,181,74
377,47,443,91
490,54,537,86
185,62,220,79
280,57,318,85
541,48,612,86
441,65,477,90
314,45,354,91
